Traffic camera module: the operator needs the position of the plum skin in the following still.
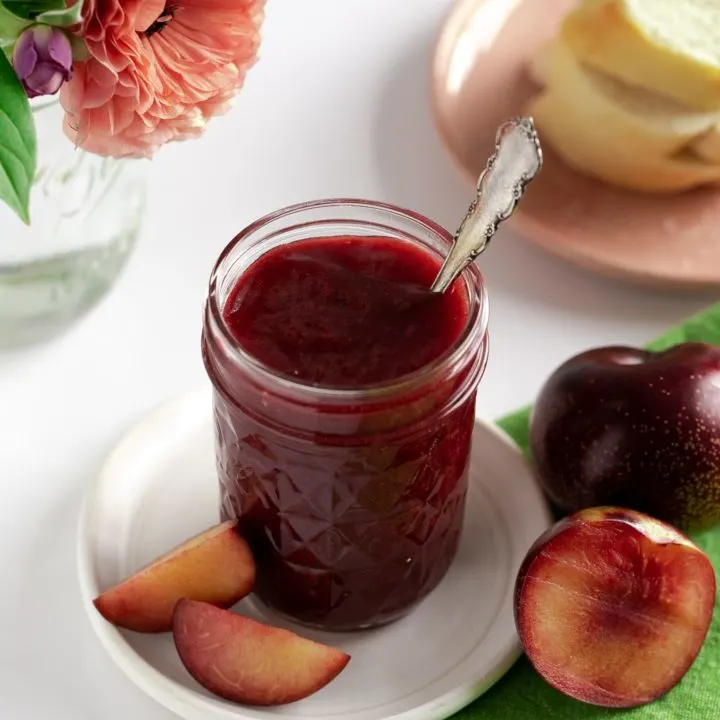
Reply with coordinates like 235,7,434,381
529,343,720,533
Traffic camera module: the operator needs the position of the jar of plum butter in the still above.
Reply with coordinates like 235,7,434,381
202,200,489,631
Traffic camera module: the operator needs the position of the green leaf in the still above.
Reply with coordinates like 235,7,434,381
0,50,36,224
2,0,65,21
0,3,30,46
36,0,84,27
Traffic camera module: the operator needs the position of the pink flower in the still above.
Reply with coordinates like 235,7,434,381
61,0,265,158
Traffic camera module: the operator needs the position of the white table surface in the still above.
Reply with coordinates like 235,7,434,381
0,1,714,717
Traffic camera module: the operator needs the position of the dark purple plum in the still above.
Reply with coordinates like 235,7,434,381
530,343,720,532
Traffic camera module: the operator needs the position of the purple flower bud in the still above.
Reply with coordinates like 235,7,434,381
12,25,73,99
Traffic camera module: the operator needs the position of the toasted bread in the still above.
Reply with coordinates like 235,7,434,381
562,0,720,111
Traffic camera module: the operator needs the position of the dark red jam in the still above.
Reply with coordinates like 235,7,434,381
223,236,468,386
204,233,485,630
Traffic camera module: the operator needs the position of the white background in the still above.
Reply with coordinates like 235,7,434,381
0,1,713,718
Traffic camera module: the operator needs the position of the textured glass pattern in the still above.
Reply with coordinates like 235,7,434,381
216,391,476,630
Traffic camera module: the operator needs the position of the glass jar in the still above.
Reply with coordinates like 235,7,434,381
0,99,147,348
202,199,489,631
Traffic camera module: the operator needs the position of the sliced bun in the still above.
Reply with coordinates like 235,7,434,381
529,89,720,192
562,0,720,111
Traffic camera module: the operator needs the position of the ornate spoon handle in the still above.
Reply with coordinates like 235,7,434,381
431,117,543,294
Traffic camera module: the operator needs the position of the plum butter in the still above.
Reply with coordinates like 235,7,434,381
202,200,489,630
223,236,469,386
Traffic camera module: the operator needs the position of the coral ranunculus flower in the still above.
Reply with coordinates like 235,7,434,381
61,0,265,158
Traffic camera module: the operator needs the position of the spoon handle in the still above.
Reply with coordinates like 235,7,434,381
431,117,543,294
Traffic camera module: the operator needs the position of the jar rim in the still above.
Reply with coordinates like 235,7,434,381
206,198,489,404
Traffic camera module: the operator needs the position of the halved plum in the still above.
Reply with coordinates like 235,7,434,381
515,507,716,708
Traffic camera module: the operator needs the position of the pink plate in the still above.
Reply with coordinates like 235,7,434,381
431,0,720,291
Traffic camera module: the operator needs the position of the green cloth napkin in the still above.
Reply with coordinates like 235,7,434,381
455,303,720,719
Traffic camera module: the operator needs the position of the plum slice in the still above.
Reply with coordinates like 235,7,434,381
173,599,350,705
94,521,255,633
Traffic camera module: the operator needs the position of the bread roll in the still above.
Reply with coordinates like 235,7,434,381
529,89,720,192
562,0,720,111
528,40,720,159
691,125,720,163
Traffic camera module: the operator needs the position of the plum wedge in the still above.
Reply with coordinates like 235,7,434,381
94,521,255,632
173,599,350,705
515,507,716,708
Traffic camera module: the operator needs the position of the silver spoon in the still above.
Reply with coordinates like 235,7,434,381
431,117,543,293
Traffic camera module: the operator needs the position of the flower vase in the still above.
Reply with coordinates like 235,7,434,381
0,98,147,348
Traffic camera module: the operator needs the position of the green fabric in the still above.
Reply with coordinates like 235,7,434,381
455,302,720,719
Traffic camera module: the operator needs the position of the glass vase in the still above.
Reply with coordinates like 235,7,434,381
0,98,147,348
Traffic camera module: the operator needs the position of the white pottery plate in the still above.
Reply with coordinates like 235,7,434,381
77,386,551,720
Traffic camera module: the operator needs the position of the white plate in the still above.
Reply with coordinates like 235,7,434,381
77,386,551,720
